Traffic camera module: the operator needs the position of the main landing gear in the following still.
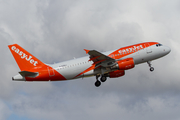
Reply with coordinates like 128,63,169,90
95,75,107,87
147,61,154,72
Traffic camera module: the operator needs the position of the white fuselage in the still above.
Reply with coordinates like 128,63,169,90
50,44,171,80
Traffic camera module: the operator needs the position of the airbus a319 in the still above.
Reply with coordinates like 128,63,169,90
8,42,171,87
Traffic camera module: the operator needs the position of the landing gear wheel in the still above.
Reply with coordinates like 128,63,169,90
147,61,154,72
150,67,154,72
100,76,107,82
95,80,101,87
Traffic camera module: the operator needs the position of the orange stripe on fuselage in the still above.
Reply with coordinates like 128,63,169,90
25,65,67,81
109,42,158,59
73,64,96,79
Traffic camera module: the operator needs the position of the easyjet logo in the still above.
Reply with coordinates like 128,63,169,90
119,45,143,54
11,46,38,66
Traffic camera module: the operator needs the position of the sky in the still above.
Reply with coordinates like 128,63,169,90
1,0,180,120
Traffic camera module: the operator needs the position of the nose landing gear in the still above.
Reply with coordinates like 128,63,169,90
147,61,154,72
150,67,154,71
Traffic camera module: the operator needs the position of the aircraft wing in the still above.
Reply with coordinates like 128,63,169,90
84,49,116,68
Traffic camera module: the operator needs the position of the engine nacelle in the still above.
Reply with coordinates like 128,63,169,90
106,70,125,78
111,58,135,70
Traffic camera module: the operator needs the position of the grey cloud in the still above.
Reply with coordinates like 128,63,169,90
11,90,180,120
1,0,180,120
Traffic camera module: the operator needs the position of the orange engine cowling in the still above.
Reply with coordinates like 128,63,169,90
107,70,125,78
111,58,135,70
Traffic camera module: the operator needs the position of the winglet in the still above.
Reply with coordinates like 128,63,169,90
84,49,90,54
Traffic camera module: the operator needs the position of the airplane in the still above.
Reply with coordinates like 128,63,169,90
8,42,171,87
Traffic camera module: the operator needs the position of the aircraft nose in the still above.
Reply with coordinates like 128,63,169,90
163,46,171,54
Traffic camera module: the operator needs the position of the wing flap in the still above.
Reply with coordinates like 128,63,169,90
84,49,116,67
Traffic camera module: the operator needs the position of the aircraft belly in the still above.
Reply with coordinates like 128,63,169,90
83,70,95,77
57,64,94,80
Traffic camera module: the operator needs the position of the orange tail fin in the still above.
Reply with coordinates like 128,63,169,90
8,44,45,71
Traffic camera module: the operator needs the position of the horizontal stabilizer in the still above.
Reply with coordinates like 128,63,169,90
19,71,39,78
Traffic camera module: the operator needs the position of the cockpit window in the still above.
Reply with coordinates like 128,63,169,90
156,44,163,47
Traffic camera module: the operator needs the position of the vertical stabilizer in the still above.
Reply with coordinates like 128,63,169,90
8,44,45,71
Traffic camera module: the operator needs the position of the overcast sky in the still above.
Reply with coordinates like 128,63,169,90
1,0,180,120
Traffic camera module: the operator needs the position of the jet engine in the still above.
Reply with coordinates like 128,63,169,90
106,70,125,78
111,58,135,70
